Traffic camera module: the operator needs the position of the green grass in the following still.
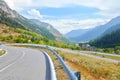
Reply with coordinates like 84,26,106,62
0,49,5,56
0,24,82,50
83,52,120,61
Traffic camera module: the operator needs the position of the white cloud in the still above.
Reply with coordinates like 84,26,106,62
4,0,14,9
5,0,120,18
4,0,120,34
43,18,109,34
28,9,43,19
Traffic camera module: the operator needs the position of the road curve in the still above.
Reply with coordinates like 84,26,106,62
0,45,52,80
8,43,120,63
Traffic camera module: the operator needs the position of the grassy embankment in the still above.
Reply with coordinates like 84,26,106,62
56,50,120,80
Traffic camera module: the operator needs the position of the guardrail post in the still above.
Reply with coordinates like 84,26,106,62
62,56,65,61
74,72,81,80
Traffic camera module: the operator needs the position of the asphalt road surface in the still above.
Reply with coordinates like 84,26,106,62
0,45,51,80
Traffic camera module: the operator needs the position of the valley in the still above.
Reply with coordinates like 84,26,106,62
0,0,120,80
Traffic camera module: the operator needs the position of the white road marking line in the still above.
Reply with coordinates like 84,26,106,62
0,51,26,72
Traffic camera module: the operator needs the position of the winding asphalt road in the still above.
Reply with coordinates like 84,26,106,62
7,44,120,64
0,45,52,80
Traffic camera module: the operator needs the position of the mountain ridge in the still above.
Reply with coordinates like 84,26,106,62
0,0,66,41
30,19,65,41
68,16,120,42
65,29,90,40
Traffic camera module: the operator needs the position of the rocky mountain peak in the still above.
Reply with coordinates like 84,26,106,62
0,0,9,11
0,0,19,18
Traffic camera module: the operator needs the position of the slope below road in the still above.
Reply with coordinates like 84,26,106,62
51,46,120,63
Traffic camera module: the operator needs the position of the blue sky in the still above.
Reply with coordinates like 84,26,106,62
20,6,101,20
38,6,100,19
5,0,120,34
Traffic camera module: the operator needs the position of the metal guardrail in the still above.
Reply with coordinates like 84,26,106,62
42,51,57,80
47,47,80,80
8,43,81,80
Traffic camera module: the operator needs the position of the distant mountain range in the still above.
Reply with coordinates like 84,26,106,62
66,16,120,42
65,29,90,41
0,0,66,42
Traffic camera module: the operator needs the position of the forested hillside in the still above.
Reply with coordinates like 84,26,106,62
102,23,120,36
90,28,120,48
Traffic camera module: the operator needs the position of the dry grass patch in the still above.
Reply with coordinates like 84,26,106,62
57,50,120,80
0,49,5,56
83,52,120,61
0,24,19,36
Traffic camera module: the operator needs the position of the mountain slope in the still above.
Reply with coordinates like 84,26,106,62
0,24,63,46
0,24,81,50
0,0,63,40
75,16,120,42
102,23,120,35
0,0,25,29
90,28,120,48
75,25,107,42
14,17,55,40
65,29,90,40
30,19,64,41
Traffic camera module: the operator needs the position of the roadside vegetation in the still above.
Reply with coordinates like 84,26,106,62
90,29,120,48
56,50,120,80
89,28,120,55
95,46,120,55
0,49,5,56
0,24,82,50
